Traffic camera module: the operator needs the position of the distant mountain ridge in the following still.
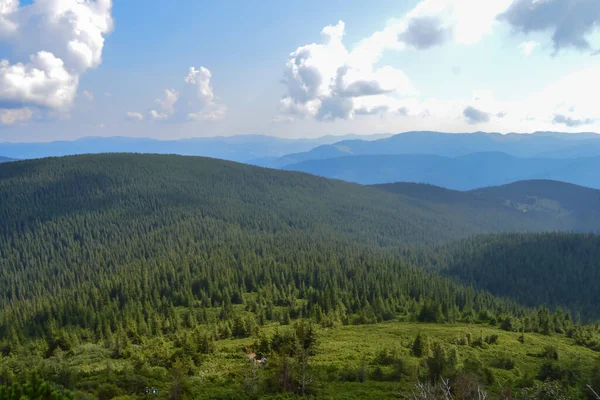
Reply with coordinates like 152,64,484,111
281,152,600,190
0,133,391,162
255,131,600,168
0,156,15,163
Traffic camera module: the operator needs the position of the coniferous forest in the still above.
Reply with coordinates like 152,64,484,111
1,154,600,399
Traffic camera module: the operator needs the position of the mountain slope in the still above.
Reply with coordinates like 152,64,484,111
425,233,600,320
0,156,14,163
260,131,600,168
282,152,600,189
376,179,600,230
2,154,600,399
1,155,599,327
0,153,550,339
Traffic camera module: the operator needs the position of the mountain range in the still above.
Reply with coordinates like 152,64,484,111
282,152,600,190
254,131,600,169
0,133,391,162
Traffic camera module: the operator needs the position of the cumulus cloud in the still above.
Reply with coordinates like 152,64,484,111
552,114,595,127
499,0,600,53
277,1,516,122
0,0,113,119
278,21,416,121
185,67,214,105
148,66,226,122
0,0,18,37
126,111,143,121
150,89,179,120
0,51,78,110
463,106,491,124
0,107,32,125
519,40,539,56
83,90,94,101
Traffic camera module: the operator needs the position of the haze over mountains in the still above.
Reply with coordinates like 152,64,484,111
0,134,390,162
253,131,600,168
284,152,600,190
3,130,600,190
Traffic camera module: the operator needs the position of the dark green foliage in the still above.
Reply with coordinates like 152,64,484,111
492,354,516,370
412,333,425,358
427,233,600,321
541,345,559,361
0,373,73,400
426,342,447,381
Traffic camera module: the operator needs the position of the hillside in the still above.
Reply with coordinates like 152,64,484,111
257,131,600,168
421,233,600,321
0,156,14,163
281,152,600,189
376,180,600,223
2,154,600,399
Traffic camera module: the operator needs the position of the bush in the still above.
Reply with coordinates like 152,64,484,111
484,334,499,345
541,345,559,360
373,348,400,366
492,354,516,370
96,383,122,400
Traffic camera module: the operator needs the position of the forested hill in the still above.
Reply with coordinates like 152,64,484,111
1,154,598,248
374,180,600,233
0,153,495,247
420,233,600,321
1,154,598,333
0,153,535,341
3,153,600,399
0,156,14,163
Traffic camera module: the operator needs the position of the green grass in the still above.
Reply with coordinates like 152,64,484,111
25,320,596,399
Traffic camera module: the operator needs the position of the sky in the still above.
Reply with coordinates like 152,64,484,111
1,0,600,142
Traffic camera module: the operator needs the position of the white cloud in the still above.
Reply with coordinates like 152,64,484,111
277,0,516,122
104,92,111,96
0,0,18,37
519,41,539,56
150,110,168,121
83,90,94,101
278,21,416,121
188,103,227,121
150,89,179,120
0,0,113,114
527,66,600,125
147,66,226,122
126,111,143,121
0,51,78,110
402,0,513,47
185,66,214,105
0,107,32,125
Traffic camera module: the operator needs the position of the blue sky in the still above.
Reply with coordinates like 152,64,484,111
1,0,600,142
